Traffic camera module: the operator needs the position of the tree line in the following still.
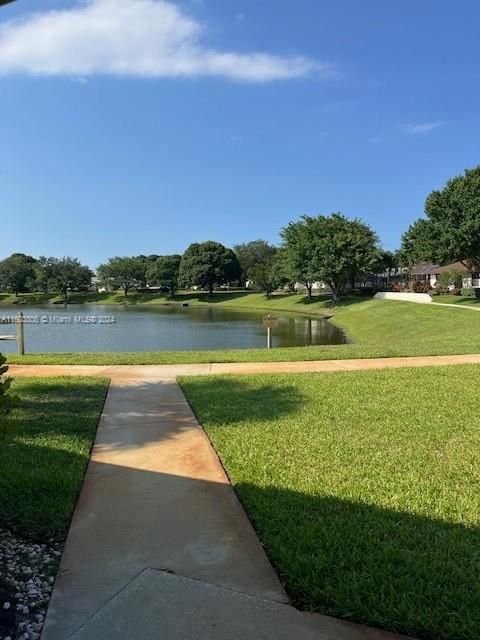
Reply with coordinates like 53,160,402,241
1,165,479,302
0,214,388,302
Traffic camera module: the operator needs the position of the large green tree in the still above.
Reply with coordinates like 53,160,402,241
234,240,277,286
179,241,240,295
0,253,36,295
97,256,145,298
282,213,380,301
401,166,480,268
146,255,181,297
35,257,92,302
400,219,440,266
280,219,320,299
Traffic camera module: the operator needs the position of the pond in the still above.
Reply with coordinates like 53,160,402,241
0,304,348,353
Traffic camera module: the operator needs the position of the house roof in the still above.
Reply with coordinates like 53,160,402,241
411,261,472,275
411,263,440,276
436,261,470,273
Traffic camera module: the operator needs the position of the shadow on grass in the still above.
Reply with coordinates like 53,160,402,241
233,483,480,640
1,377,108,539
0,441,91,540
7,378,107,438
19,456,480,640
181,377,305,425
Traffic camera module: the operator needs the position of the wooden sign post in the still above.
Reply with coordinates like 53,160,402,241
16,312,25,355
262,315,279,349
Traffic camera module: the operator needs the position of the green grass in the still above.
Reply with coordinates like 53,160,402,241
6,294,480,364
0,377,108,539
0,290,269,306
181,365,480,640
432,295,480,306
0,291,125,305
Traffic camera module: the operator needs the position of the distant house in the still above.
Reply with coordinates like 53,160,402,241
411,262,480,288
410,263,441,286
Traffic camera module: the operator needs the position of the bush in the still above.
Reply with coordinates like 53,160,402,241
437,270,464,289
0,353,14,439
411,281,431,293
433,285,449,295
449,288,461,296
461,287,476,298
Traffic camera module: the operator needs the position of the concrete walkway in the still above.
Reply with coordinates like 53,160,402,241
431,301,480,311
40,373,286,639
10,352,480,381
13,356,452,638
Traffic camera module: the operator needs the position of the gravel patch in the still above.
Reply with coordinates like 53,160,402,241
0,528,62,640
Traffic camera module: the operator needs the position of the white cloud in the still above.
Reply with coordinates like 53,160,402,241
0,0,330,82
403,121,444,134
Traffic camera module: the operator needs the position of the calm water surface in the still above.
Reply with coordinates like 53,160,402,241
0,304,347,353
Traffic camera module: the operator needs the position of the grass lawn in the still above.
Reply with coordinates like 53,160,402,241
0,377,108,539
433,295,480,306
6,294,480,364
181,365,480,640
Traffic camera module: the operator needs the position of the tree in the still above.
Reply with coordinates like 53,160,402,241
281,213,380,302
234,240,277,286
372,250,399,287
233,241,280,297
146,255,181,297
400,218,440,266
35,257,92,302
97,256,145,298
34,256,54,293
178,241,241,295
401,166,480,269
136,255,159,286
280,220,320,300
0,253,36,295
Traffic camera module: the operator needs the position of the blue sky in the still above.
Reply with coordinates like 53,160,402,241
1,0,479,268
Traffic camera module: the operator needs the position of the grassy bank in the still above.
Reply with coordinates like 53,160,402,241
5,294,480,364
432,295,480,306
3,288,480,309
181,365,480,640
1,377,108,539
0,289,333,308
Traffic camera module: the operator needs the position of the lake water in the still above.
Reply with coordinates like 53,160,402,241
0,304,348,353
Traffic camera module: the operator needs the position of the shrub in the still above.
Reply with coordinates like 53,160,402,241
437,270,464,289
0,353,14,439
461,287,476,298
411,281,431,293
391,282,407,292
450,288,461,296
431,285,448,295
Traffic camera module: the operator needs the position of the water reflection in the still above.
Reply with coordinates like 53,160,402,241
0,304,348,353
